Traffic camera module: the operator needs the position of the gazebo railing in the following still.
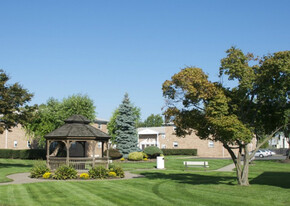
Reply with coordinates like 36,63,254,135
49,157,109,171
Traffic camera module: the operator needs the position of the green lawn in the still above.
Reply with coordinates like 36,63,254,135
0,159,37,183
118,156,233,171
0,158,289,206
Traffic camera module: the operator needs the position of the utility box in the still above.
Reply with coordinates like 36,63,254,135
157,156,165,169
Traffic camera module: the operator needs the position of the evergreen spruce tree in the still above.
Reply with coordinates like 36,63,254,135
115,93,138,158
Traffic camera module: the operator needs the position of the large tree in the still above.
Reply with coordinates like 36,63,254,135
162,48,289,186
115,93,139,157
0,70,35,134
24,94,96,147
108,102,141,144
138,114,164,127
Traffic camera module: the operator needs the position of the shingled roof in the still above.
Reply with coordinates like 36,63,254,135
44,115,110,140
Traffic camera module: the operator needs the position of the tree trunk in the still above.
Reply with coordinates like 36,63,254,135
223,143,250,186
49,142,65,157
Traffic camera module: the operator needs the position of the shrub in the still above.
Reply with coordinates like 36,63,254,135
142,152,148,159
105,148,123,159
53,165,77,180
161,149,197,156
128,152,143,161
143,158,148,161
144,146,163,158
109,165,125,178
120,157,125,161
0,149,46,159
108,171,117,177
89,166,108,179
43,172,52,179
30,162,50,178
79,173,90,179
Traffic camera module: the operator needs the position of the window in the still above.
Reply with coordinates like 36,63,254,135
27,141,31,148
98,124,102,129
98,142,102,148
161,144,166,149
208,141,214,148
173,141,178,148
161,134,166,139
14,141,17,148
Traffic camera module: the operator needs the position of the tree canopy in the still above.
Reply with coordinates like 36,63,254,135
24,94,96,146
162,47,290,185
0,70,36,134
107,100,140,144
138,114,164,127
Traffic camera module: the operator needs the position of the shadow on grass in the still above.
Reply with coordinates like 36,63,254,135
250,172,290,189
0,163,33,169
140,172,238,185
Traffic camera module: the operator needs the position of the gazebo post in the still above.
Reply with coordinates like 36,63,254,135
66,140,70,166
106,141,109,169
46,140,50,169
101,141,104,157
92,140,96,168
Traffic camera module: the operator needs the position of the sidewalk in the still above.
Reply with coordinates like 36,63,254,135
0,171,144,186
215,163,235,172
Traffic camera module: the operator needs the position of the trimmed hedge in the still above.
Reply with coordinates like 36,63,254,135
144,146,163,158
0,149,46,159
161,149,197,156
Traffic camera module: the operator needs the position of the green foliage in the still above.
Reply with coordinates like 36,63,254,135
105,148,123,159
53,165,77,180
88,166,108,179
162,47,290,185
30,161,50,178
128,152,143,161
109,164,125,178
162,149,197,156
115,93,139,157
24,94,96,146
138,114,164,127
0,70,36,134
108,104,141,144
144,146,163,158
0,149,46,159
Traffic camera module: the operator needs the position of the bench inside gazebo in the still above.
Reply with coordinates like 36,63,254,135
44,115,111,171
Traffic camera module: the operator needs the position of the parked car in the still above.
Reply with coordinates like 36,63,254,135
254,150,269,158
265,149,276,156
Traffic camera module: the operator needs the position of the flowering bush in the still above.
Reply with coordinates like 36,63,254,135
120,157,125,161
30,162,50,178
42,172,52,179
108,171,117,177
89,166,108,179
79,173,89,179
143,158,148,161
53,165,77,180
109,164,125,178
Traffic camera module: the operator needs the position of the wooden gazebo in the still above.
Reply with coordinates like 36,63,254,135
44,115,111,170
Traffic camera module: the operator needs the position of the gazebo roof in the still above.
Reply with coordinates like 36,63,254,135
44,115,110,140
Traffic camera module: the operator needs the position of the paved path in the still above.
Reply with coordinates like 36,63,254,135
215,163,235,172
0,171,144,186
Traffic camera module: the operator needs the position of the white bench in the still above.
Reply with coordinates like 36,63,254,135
184,161,209,170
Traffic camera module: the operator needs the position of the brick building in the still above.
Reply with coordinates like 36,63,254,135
138,126,256,158
0,118,256,158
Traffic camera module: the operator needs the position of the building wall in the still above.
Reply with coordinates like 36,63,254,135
0,122,109,158
139,126,256,158
0,125,32,150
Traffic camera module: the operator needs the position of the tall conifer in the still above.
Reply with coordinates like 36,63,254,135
115,93,138,158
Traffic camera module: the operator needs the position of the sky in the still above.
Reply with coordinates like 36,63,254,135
0,0,289,121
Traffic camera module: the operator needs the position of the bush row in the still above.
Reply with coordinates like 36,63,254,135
161,149,197,156
30,164,125,180
0,149,46,159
